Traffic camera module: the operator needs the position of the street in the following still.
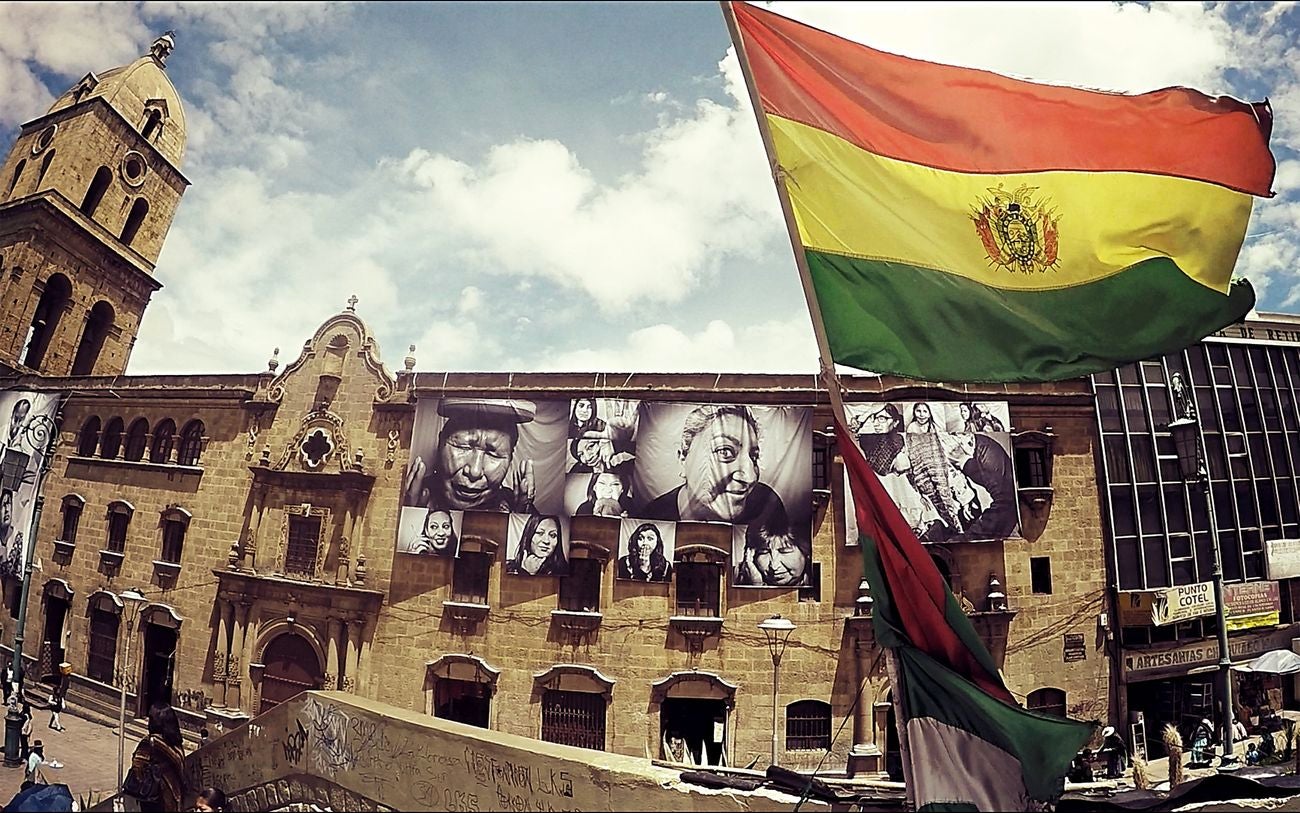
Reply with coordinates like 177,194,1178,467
0,709,138,809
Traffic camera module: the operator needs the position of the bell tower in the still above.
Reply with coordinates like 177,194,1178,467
0,32,190,377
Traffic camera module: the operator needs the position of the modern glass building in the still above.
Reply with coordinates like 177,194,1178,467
1094,313,1300,752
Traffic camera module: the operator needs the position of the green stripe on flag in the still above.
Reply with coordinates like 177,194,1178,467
898,646,1095,804
808,251,1255,383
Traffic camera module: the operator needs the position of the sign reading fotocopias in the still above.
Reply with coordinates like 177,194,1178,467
395,397,814,589
1150,581,1216,626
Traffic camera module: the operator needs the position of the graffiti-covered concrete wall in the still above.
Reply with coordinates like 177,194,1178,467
183,691,830,812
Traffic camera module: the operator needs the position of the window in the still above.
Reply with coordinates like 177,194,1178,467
675,561,722,617
160,511,187,564
1015,446,1048,488
150,418,175,463
812,429,834,494
541,689,606,751
99,417,123,459
285,515,321,578
1026,687,1067,718
121,198,148,246
21,273,71,371
80,166,111,217
177,419,204,466
77,416,101,457
60,495,83,544
559,558,602,612
786,699,832,751
35,150,54,187
71,300,115,376
452,551,492,605
106,502,132,553
86,606,119,684
123,418,148,462
1030,556,1053,594
7,159,24,196
798,562,822,603
142,110,163,141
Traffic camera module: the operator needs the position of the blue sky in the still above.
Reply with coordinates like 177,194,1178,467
2,1,1297,376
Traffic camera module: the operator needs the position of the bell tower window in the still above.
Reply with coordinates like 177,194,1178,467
6,160,24,197
142,110,163,142
80,166,112,218
121,198,149,246
35,150,55,189
21,273,71,371
71,300,115,376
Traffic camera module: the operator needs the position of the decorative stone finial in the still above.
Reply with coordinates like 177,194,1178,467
267,347,280,373
355,554,367,585
150,31,176,66
986,572,1008,612
855,578,873,616
347,294,359,312
404,344,417,372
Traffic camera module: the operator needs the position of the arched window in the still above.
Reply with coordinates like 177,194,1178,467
1027,687,1067,718
105,500,133,553
76,417,101,457
60,494,85,544
71,300,115,376
150,419,175,464
21,273,72,371
86,592,121,684
123,418,148,462
35,150,54,187
142,110,163,142
7,159,24,197
535,665,614,752
99,417,124,459
159,506,189,564
177,420,204,466
786,699,832,751
80,166,112,217
121,198,148,246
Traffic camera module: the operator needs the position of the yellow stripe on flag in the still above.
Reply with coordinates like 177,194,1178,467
769,114,1255,294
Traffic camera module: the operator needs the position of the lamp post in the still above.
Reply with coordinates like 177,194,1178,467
117,587,147,790
758,614,796,767
1167,371,1235,762
3,409,60,767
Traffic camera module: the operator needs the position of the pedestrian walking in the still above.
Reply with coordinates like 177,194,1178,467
47,661,71,732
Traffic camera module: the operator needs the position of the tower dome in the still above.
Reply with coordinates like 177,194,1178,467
46,32,187,167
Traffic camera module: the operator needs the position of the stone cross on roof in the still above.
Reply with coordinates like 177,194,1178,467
150,31,177,66
347,295,359,312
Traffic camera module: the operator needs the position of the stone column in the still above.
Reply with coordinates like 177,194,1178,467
325,617,341,691
336,502,354,586
847,637,882,776
342,618,361,693
357,617,373,696
228,602,250,712
243,489,265,571
241,605,260,713
212,599,232,708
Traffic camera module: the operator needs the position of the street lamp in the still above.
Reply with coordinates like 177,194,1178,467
758,614,796,767
1167,371,1235,762
117,587,147,790
3,409,60,767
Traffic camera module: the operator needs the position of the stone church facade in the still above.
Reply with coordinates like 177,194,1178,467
0,36,1111,773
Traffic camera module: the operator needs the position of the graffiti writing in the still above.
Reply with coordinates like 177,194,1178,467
304,697,355,775
282,719,307,764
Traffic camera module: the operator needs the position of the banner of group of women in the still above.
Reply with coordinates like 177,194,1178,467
395,397,815,587
842,400,1021,546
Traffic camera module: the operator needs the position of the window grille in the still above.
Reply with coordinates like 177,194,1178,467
541,689,606,751
86,608,119,684
785,699,831,751
285,516,321,577
452,551,492,604
675,562,721,616
559,558,601,612
161,519,186,564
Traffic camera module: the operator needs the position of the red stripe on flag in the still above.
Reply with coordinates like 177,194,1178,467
733,1,1275,195
836,420,1014,704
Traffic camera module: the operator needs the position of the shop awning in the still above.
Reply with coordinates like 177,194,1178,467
1231,649,1300,675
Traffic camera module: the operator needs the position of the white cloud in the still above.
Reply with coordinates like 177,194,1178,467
524,317,819,374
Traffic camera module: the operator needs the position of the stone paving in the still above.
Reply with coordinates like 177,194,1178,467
0,707,139,809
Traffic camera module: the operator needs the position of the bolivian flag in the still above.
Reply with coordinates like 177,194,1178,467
838,419,1094,811
731,2,1275,383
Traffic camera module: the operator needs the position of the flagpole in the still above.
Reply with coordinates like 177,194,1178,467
719,3,917,806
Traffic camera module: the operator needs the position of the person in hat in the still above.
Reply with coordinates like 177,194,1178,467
48,661,71,732
1099,725,1128,778
1190,717,1214,766
404,399,538,513
24,739,44,784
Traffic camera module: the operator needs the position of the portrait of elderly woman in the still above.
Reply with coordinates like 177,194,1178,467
506,513,569,577
638,404,803,526
732,515,811,588
396,507,462,557
616,520,674,583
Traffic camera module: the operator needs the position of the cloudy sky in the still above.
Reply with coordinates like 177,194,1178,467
2,1,1297,376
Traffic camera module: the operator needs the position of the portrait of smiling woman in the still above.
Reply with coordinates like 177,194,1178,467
395,507,462,557
506,513,569,577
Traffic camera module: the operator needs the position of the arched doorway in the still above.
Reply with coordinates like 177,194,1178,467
138,605,182,715
425,655,499,729
652,671,737,767
259,632,324,714
39,580,72,684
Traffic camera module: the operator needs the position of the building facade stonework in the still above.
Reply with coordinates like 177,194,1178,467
0,35,1112,775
